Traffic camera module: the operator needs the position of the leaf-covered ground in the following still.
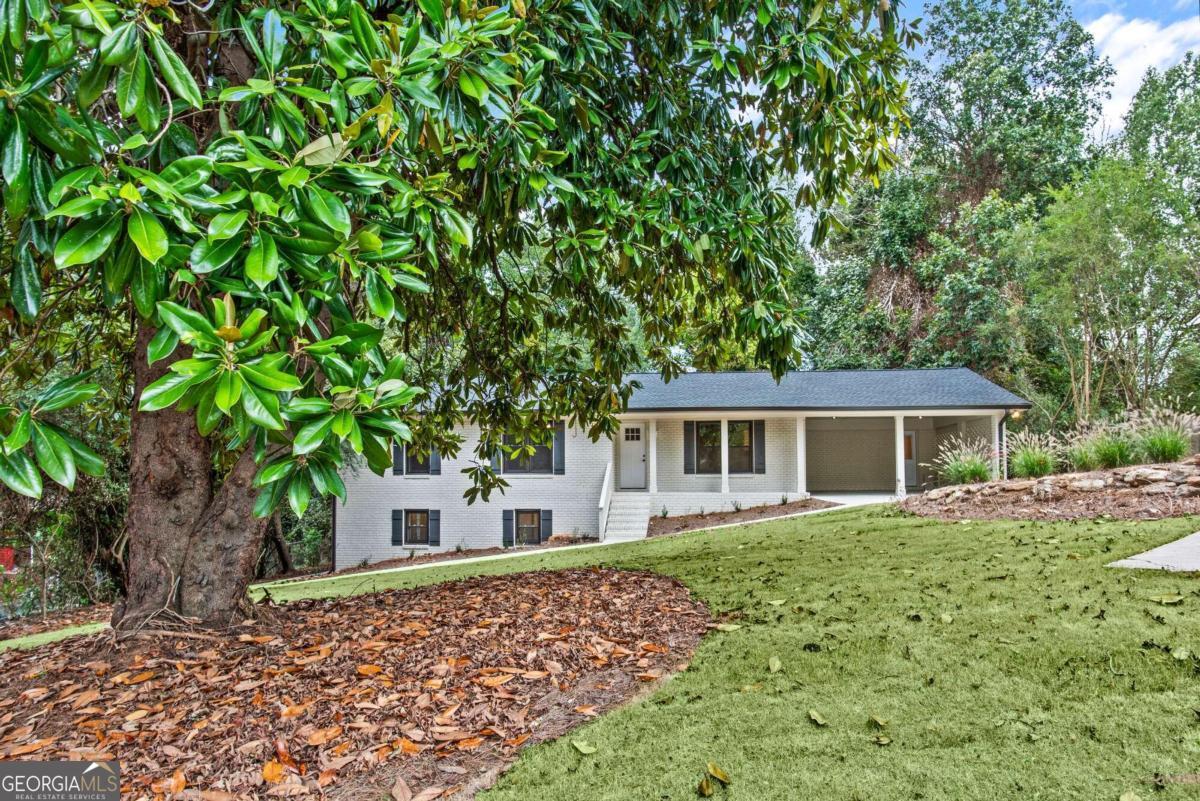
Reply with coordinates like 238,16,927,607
254,506,1200,800
4,507,1200,800
0,569,707,799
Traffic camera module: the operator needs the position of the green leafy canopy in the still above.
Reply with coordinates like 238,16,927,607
0,0,914,515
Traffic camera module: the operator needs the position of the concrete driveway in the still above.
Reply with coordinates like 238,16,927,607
811,492,897,507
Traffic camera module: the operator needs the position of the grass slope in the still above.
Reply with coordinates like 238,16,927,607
268,506,1200,800
7,507,1200,799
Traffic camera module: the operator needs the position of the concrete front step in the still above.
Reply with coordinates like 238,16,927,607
604,492,651,541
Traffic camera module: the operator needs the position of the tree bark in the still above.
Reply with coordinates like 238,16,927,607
176,446,275,625
113,324,213,628
114,325,277,629
270,513,295,574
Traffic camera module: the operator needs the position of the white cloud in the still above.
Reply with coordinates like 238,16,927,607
1086,12,1200,135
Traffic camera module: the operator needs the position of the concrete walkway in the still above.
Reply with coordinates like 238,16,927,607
1108,531,1200,572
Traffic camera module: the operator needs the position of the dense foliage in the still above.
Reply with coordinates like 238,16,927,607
803,0,1200,430
0,0,915,621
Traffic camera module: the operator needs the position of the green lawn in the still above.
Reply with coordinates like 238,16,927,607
8,506,1200,799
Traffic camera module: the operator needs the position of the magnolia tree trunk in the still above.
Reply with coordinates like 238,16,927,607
112,325,272,629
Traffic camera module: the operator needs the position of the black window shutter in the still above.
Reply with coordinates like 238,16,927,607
540,509,553,543
429,448,441,475
392,445,404,475
753,420,766,474
683,421,695,474
553,421,566,474
391,510,403,545
502,509,514,547
428,510,441,546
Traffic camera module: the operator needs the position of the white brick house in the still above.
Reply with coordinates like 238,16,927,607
334,368,1030,568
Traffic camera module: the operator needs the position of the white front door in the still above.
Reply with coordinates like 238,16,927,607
619,423,646,489
904,432,917,487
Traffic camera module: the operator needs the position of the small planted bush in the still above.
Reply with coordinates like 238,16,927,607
1137,426,1189,463
1007,430,1059,478
1065,439,1099,472
1091,431,1137,469
1126,404,1199,464
929,435,992,485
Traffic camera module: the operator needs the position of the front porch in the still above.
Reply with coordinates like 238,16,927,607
598,411,1005,540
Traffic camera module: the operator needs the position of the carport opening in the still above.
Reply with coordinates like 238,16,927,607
805,415,996,493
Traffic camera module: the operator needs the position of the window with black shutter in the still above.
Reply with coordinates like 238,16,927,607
727,421,753,473
515,509,541,545
404,510,429,545
501,422,565,475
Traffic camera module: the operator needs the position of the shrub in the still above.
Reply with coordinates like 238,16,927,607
1137,426,1189,463
1065,439,1099,472
1125,403,1199,463
928,435,992,485
1091,431,1137,468
1007,430,1059,478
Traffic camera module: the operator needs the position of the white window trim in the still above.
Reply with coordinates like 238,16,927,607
500,433,556,476
400,443,433,478
403,508,431,547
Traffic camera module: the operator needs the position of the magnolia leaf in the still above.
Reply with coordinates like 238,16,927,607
768,655,782,673
1149,593,1185,606
571,740,597,755
705,763,730,785
295,133,346,165
808,709,828,727
0,451,42,498
54,213,123,268
245,231,280,289
127,207,168,264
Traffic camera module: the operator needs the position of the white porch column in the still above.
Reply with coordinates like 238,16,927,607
795,415,807,498
648,419,658,493
991,413,1002,479
720,418,729,494
894,414,907,499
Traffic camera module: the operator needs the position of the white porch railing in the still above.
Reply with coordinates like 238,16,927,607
597,461,613,540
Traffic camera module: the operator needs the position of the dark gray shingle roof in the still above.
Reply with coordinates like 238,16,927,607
625,368,1030,412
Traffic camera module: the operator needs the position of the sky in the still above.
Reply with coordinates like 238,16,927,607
1076,0,1200,133
907,0,1200,135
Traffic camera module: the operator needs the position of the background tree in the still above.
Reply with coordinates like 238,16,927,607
1123,52,1200,213
0,0,915,626
1021,158,1200,421
799,0,1118,429
907,0,1111,205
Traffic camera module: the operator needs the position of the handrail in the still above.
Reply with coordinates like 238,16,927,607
598,461,613,540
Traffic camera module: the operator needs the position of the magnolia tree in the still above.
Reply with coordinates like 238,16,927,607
0,0,914,626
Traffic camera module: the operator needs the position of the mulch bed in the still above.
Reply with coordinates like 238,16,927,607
0,603,112,641
901,460,1200,522
0,568,708,800
647,498,838,538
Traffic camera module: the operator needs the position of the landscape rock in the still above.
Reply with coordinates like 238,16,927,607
1032,482,1056,501
1068,478,1106,492
1003,480,1036,492
1123,468,1170,486
1174,485,1200,498
1141,482,1175,496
